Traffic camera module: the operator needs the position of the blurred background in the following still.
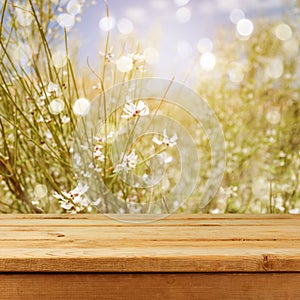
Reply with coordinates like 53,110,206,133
1,0,300,214
71,0,298,81
68,0,300,213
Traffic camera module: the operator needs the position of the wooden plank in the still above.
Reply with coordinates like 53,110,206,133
0,213,299,221
1,213,300,225
1,214,300,227
0,215,300,272
1,273,300,300
1,225,300,241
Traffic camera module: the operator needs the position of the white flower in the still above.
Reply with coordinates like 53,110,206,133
219,186,238,201
289,208,299,214
130,53,145,64
152,129,178,147
93,137,105,162
36,97,46,107
99,47,114,62
114,149,138,173
94,136,105,143
210,208,221,214
94,145,105,162
157,152,173,164
60,200,74,211
89,163,102,172
73,152,82,166
61,116,70,124
48,82,59,94
63,182,89,199
53,183,89,213
116,55,133,73
39,82,60,102
121,100,149,119
45,131,53,140
80,144,89,150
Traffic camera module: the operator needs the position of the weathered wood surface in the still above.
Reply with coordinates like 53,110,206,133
0,214,300,273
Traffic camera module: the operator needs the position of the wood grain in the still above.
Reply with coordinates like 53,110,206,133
1,273,300,300
0,214,300,273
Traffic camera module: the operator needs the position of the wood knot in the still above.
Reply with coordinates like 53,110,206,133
262,254,271,271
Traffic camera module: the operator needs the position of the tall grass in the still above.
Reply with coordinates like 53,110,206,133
0,0,299,214
197,16,300,214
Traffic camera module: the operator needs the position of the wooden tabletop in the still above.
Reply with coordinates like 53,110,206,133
1,214,300,273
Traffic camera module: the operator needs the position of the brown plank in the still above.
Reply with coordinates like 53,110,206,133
0,214,300,272
1,273,300,300
0,213,299,224
1,225,300,241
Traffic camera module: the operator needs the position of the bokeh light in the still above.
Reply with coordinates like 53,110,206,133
117,18,134,35
49,99,65,115
34,184,48,199
144,47,160,65
66,0,82,16
149,0,169,10
12,43,32,66
197,38,213,53
275,23,292,41
177,40,193,58
52,51,68,69
266,58,283,79
124,6,146,23
229,8,245,24
199,52,216,71
116,56,133,72
99,16,116,31
175,7,191,23
57,13,75,29
174,0,190,6
266,110,281,125
283,38,299,57
228,63,244,83
15,6,34,27
73,98,91,116
236,18,254,37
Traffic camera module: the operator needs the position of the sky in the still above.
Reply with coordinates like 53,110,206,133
69,0,293,80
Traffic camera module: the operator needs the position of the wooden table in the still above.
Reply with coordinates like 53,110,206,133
0,214,300,299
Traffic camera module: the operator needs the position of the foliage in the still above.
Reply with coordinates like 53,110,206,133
0,0,299,214
197,17,300,213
